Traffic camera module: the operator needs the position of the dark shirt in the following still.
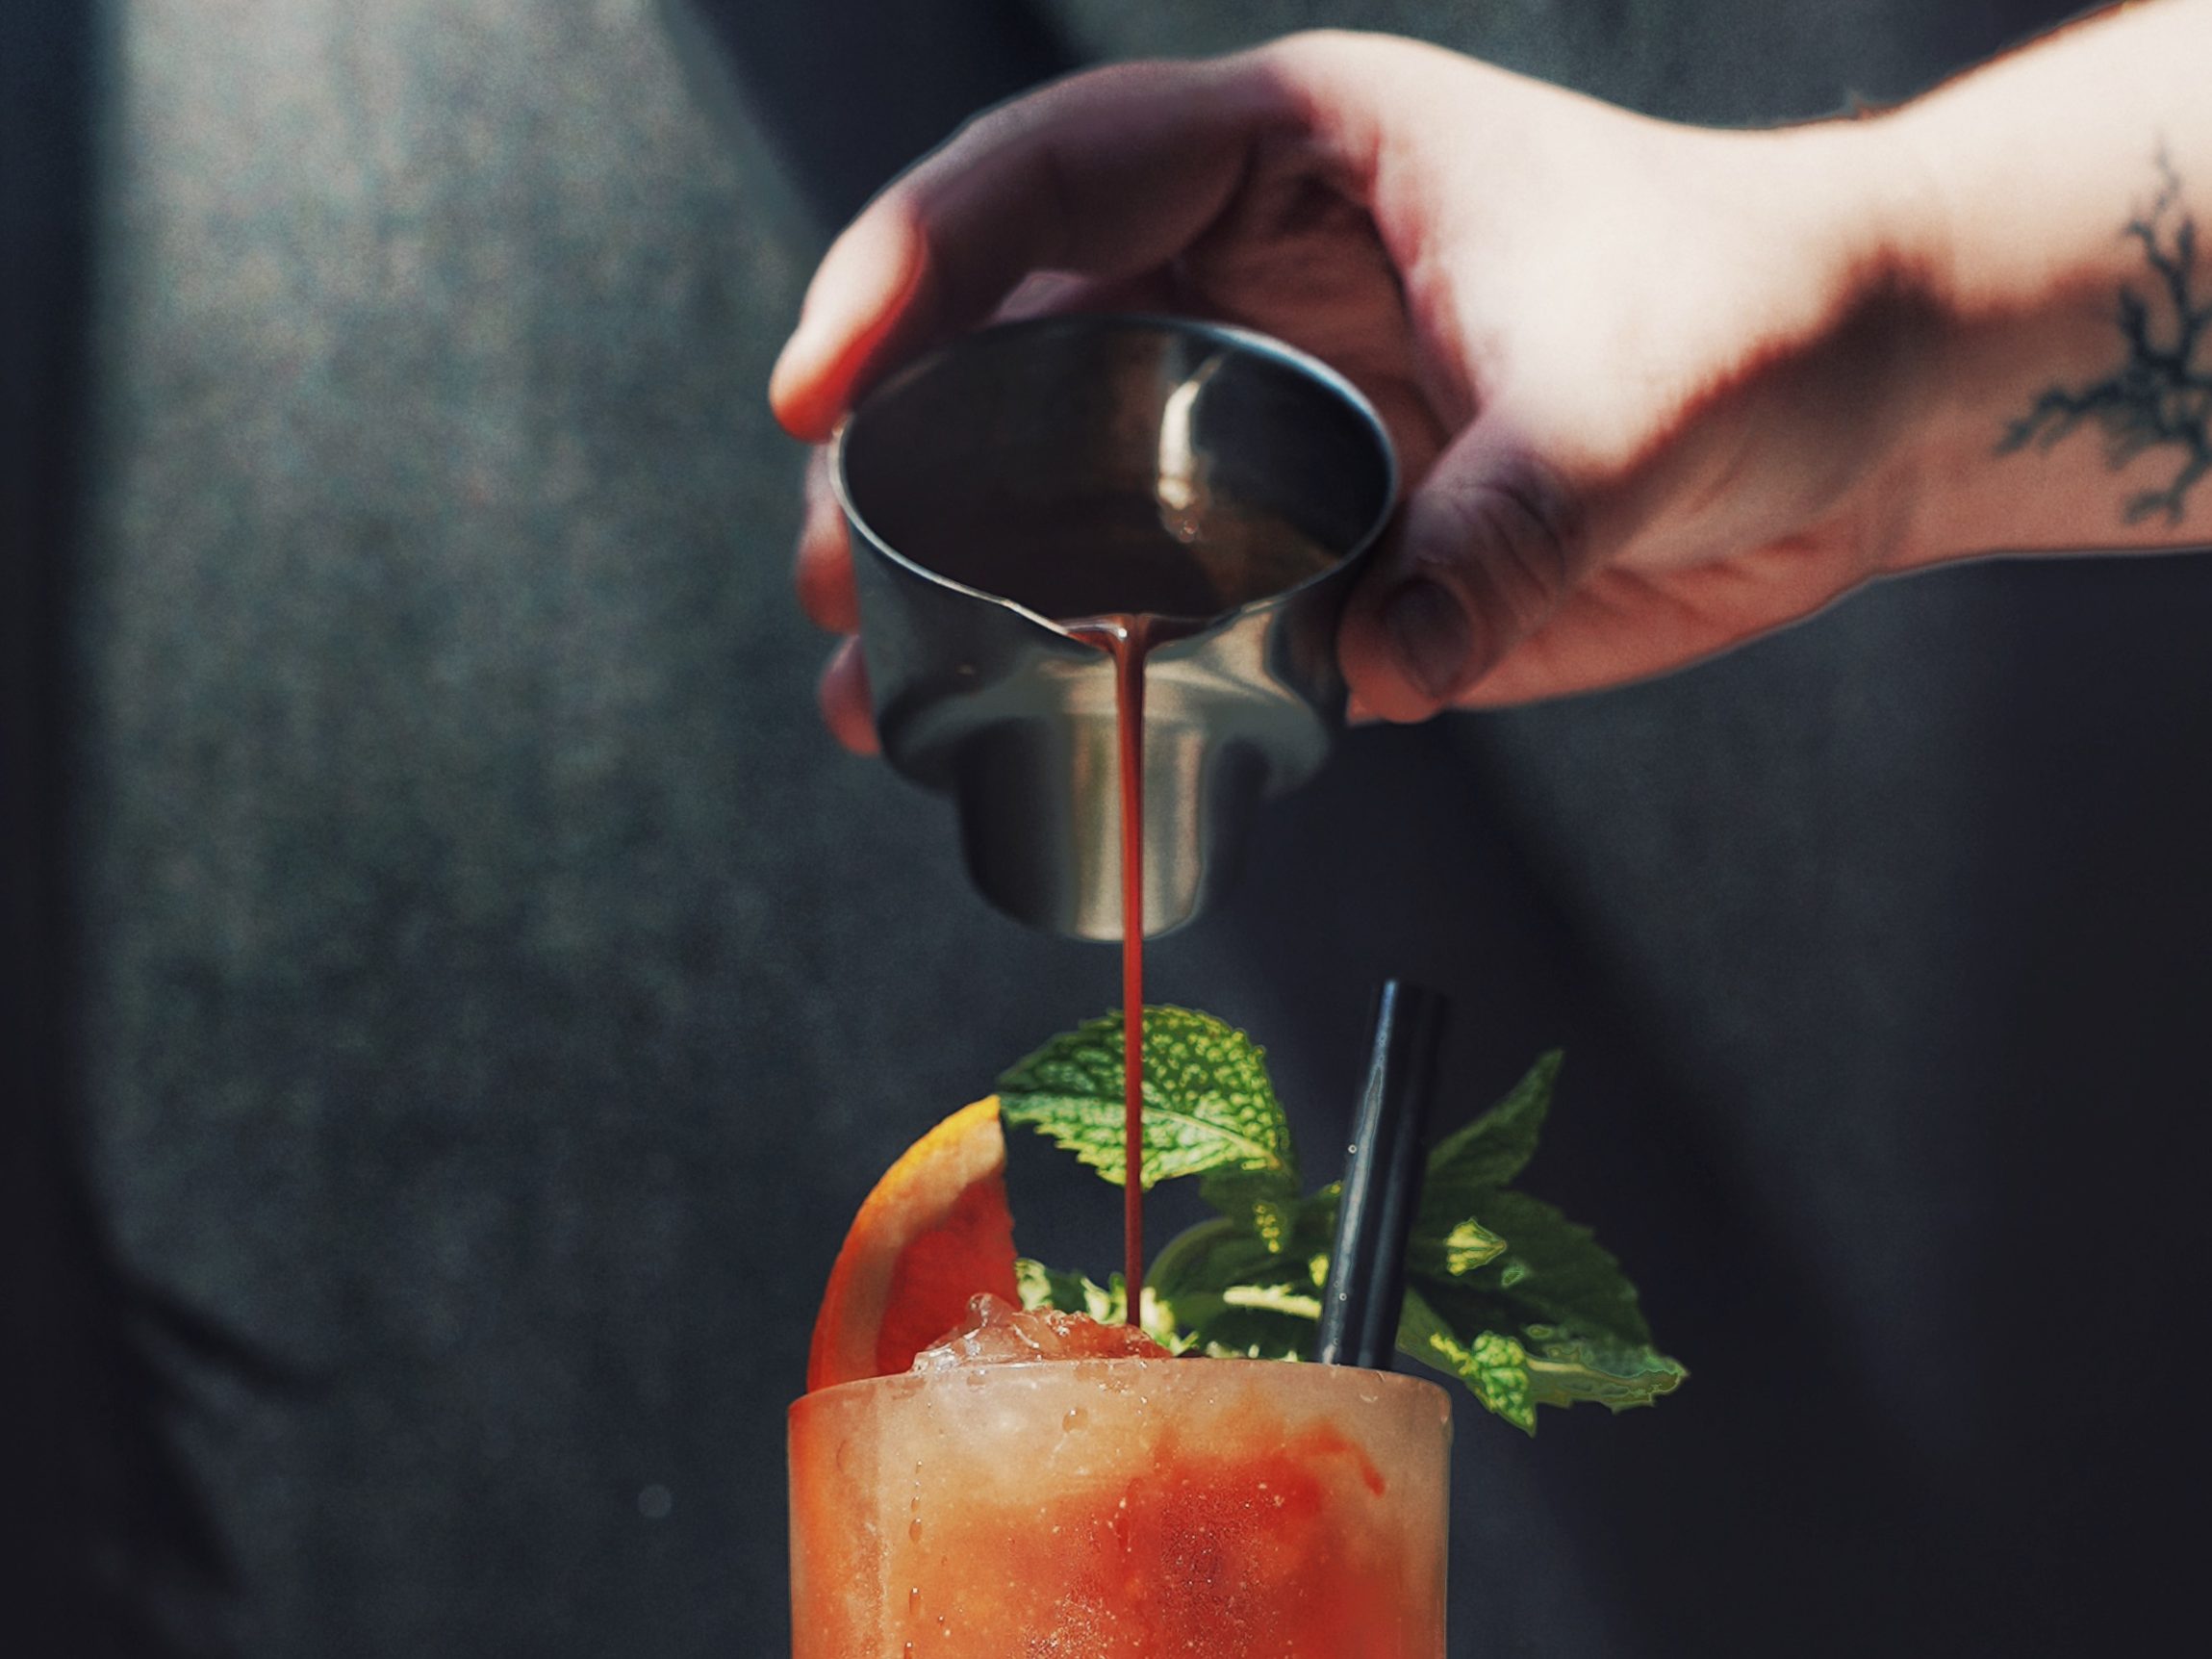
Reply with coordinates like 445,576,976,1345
15,2,2199,1655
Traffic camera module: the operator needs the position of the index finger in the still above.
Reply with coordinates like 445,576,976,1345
767,55,1299,442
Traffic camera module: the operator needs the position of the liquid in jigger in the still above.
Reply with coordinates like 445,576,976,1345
866,492,1340,622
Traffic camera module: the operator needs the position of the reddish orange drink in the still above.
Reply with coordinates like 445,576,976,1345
789,1309,1450,1657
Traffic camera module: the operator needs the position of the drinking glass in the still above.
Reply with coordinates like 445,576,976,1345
788,1357,1450,1657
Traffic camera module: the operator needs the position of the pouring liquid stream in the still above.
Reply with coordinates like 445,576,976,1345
919,497,1340,1322
1060,613,1173,1310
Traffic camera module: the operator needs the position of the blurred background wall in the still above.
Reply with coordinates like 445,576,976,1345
9,1,2208,1654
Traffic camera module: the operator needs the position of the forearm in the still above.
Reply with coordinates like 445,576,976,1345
1878,0,2212,564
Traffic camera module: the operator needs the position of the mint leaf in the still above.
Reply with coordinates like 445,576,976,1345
998,1008,1296,1192
1417,1051,1559,1217
1015,1257,1115,1321
1142,1199,1333,1363
1443,1188,1654,1348
1176,1279,1317,1361
1014,1258,1194,1350
1200,1167,1304,1254
1222,1282,1324,1321
1147,1217,1284,1301
1394,1281,1466,1375
1523,1335,1688,1413
1394,1055,1684,1430
1003,1015,1682,1435
1464,1331,1538,1433
1408,1214,1508,1278
1398,1288,1536,1434
1412,1212,1685,1419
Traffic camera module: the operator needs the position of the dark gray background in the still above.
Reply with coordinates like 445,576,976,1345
9,1,2208,1654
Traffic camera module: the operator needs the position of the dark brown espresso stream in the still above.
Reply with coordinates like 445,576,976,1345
909,498,1338,1317
1059,613,1158,1303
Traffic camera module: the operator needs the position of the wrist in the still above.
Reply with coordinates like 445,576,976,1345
1833,106,1966,574
1839,2,2212,558
1742,111,1960,574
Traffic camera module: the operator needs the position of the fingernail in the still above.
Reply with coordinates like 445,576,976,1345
1383,579,1471,702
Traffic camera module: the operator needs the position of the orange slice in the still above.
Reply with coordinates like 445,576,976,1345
806,1096,1020,1391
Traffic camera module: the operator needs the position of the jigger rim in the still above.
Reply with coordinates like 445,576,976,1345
827,312,1400,639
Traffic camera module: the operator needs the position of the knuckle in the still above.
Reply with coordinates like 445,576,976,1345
1258,28,1372,69
1427,456,1585,636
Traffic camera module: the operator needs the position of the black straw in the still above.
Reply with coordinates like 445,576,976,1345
1315,980,1445,1369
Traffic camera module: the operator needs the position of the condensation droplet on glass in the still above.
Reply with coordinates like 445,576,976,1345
1062,1406,1087,1432
636,1484,673,1520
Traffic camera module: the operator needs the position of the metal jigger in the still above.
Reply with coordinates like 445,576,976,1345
832,315,1396,939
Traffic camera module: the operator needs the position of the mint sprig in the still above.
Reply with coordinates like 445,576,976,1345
998,1008,1685,1435
998,1008,1297,1195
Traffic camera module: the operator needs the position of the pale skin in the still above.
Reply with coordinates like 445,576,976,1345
771,0,2212,752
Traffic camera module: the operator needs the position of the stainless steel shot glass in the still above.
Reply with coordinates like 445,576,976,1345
832,315,1396,939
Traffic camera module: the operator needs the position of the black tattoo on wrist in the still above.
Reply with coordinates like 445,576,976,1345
1998,149,2210,524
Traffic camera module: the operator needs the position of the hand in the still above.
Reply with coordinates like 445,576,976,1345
770,30,1936,747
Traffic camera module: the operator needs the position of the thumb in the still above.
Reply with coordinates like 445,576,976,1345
1338,428,1587,722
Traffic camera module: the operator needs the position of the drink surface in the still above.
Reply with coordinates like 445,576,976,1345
877,493,1342,622
788,1356,1450,1658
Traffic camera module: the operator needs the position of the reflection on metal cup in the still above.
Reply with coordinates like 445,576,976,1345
832,315,1397,939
